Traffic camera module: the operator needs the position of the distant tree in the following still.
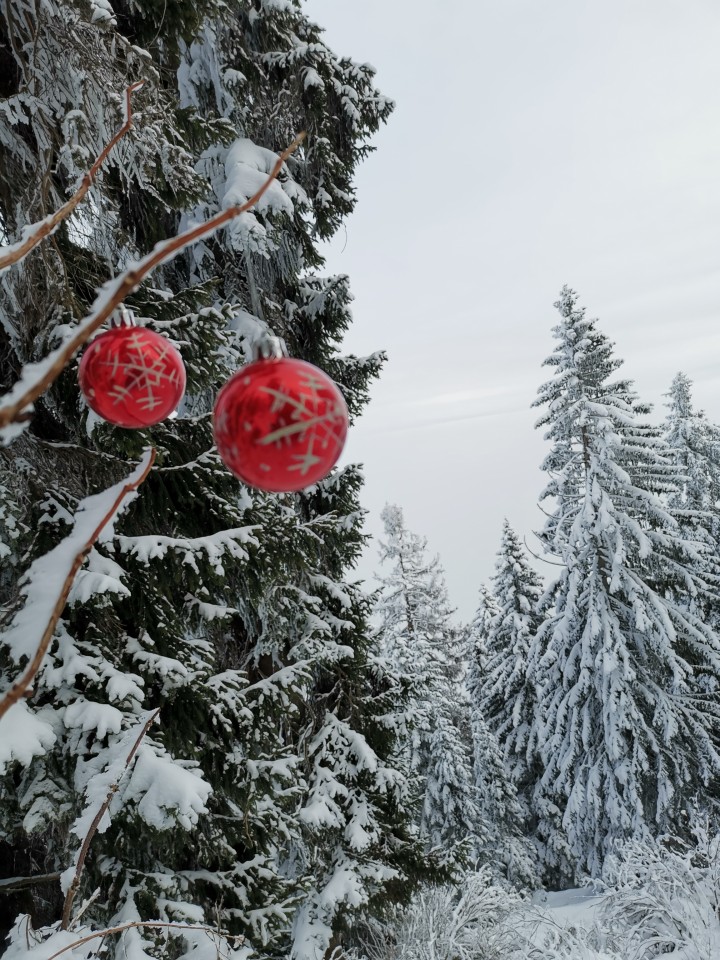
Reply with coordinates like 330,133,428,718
664,372,720,519
528,287,720,881
477,521,544,810
467,564,538,887
375,505,482,864
466,706,539,888
467,585,501,670
664,371,720,629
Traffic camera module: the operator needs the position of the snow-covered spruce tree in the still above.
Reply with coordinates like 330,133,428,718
0,2,429,958
527,287,720,881
465,579,538,889
466,710,538,889
664,371,720,630
374,504,482,865
467,585,501,672
477,521,544,811
664,372,720,521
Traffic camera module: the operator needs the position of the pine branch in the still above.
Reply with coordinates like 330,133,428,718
46,920,243,960
0,448,156,720
522,535,566,568
0,873,62,893
0,133,306,435
61,709,160,930
0,83,144,274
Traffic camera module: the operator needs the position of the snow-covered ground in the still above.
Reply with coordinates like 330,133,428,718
512,889,609,959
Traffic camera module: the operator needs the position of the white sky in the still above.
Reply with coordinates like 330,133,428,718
304,0,720,619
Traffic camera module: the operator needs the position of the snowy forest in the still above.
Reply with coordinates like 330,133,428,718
1,2,720,960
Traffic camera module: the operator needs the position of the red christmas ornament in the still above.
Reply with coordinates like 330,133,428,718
213,341,348,492
79,324,186,428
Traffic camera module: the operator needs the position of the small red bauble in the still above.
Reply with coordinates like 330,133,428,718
213,356,348,492
79,327,186,428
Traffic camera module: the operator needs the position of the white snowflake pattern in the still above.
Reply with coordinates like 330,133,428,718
258,371,345,476
100,331,181,412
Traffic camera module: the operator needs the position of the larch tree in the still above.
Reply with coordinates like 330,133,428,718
0,2,429,959
527,287,720,881
374,504,482,865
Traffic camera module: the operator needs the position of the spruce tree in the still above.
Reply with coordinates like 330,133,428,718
0,2,427,958
528,287,720,881
664,371,720,630
374,505,481,863
664,373,720,522
465,710,538,889
466,585,501,675
466,580,538,889
477,521,544,809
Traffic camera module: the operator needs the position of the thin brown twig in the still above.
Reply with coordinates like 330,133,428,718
61,709,160,930
0,132,305,430
0,83,145,272
0,449,156,720
46,919,241,960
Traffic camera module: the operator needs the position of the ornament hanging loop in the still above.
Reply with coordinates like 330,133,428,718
252,336,288,361
109,304,137,329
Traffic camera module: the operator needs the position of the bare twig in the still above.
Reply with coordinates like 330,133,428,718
46,919,241,960
0,449,156,720
0,133,306,431
61,709,160,930
0,83,144,274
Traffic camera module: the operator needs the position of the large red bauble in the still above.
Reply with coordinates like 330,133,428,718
213,356,348,492
78,327,186,428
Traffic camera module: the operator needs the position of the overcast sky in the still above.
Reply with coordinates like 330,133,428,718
304,0,720,620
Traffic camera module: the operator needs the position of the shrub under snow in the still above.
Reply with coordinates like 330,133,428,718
506,828,720,959
357,828,720,960
600,825,720,959
358,870,519,960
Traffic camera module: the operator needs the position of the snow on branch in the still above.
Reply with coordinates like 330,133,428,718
0,82,144,275
60,709,159,930
0,448,156,721
0,133,305,439
41,920,248,960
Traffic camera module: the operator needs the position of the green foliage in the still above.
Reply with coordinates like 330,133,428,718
0,0,427,956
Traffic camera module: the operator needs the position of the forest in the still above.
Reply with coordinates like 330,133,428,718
1,1,719,959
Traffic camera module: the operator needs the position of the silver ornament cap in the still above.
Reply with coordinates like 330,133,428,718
109,304,137,328
252,336,288,361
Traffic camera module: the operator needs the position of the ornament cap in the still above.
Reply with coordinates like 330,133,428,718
109,305,137,329
252,336,288,361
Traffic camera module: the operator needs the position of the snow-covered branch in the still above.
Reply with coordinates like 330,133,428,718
42,920,246,960
0,448,156,721
0,133,305,438
60,709,160,930
0,82,144,275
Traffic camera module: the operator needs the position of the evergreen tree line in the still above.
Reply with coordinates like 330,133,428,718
375,286,720,896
